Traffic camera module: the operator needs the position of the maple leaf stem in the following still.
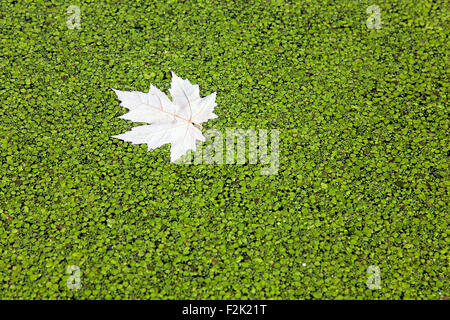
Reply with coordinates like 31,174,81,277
152,105,200,126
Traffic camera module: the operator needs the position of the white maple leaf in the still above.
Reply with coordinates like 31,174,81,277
112,72,218,162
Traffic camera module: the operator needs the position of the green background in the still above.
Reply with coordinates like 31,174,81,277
0,0,448,299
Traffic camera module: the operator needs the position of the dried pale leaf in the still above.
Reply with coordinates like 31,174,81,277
112,72,217,162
